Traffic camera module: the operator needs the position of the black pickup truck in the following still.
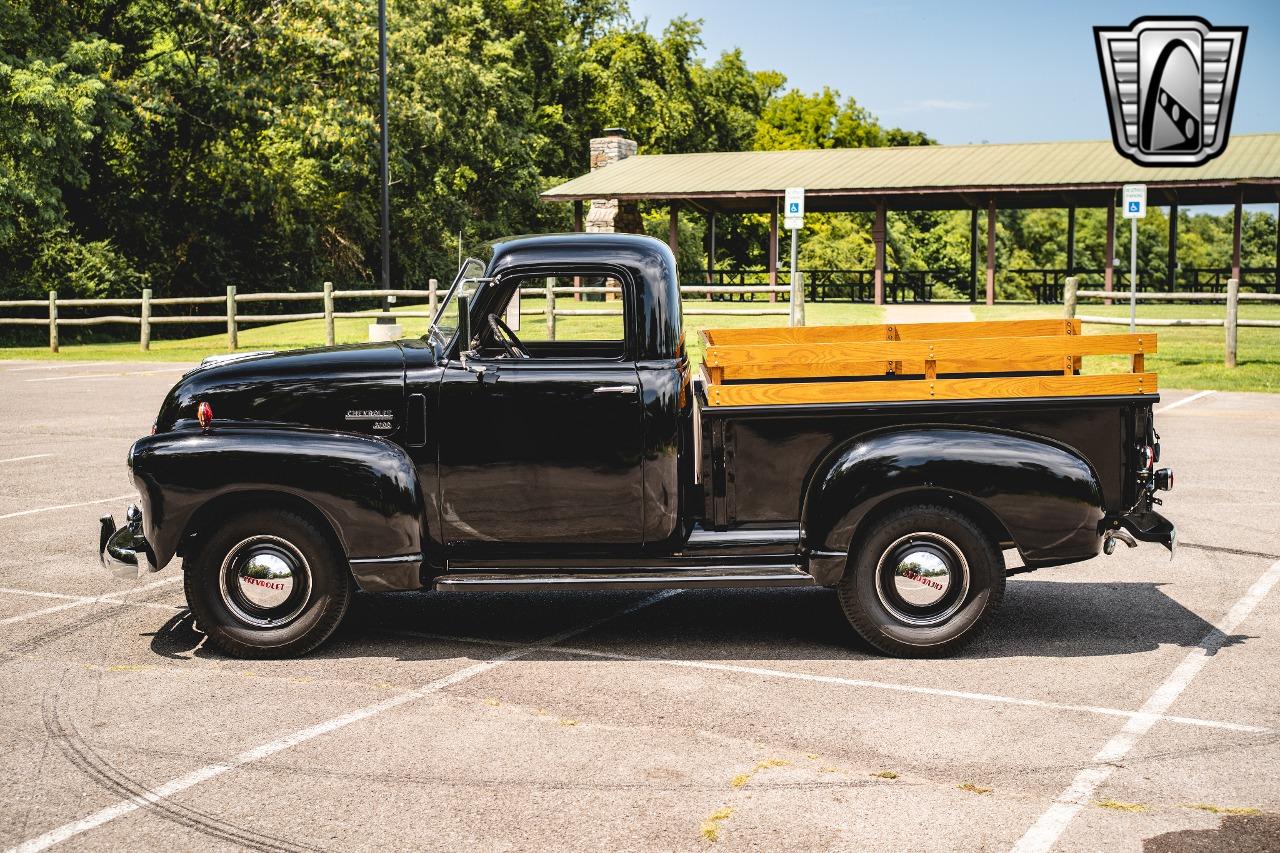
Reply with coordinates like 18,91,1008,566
100,234,1174,658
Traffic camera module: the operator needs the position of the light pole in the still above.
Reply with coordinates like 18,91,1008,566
375,0,394,330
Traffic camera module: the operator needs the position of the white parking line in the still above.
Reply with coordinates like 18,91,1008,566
389,629,1269,735
1155,389,1214,414
7,589,679,853
5,363,97,372
0,454,52,464
0,494,134,521
0,585,179,613
1009,558,1280,853
23,367,185,383
0,577,181,626
25,374,126,383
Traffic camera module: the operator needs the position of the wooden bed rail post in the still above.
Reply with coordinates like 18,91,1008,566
1063,277,1078,319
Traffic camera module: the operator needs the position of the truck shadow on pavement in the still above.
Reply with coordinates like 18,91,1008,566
148,578,1245,662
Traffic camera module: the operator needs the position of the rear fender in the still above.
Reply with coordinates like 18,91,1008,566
129,428,427,590
802,427,1104,584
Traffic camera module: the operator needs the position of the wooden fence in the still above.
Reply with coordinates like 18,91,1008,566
1062,276,1280,368
0,279,791,353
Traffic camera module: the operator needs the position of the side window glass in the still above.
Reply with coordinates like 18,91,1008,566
513,275,627,357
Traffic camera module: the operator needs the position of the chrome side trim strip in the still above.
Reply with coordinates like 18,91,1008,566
686,526,799,547
433,566,816,592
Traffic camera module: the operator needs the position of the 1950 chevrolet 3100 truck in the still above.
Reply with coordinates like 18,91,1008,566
100,233,1175,659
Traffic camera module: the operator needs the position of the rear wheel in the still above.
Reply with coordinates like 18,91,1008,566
837,505,1004,657
184,509,353,658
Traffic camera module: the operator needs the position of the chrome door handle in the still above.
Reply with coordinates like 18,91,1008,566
593,385,637,395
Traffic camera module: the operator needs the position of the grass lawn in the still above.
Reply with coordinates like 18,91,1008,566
974,302,1280,393
0,299,883,371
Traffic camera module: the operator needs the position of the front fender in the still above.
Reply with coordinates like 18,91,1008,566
803,427,1104,574
129,428,425,578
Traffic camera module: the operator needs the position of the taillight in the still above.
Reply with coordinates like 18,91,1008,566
1138,445,1155,471
197,401,213,432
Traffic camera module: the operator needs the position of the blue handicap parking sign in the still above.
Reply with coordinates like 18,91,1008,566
789,202,799,213
1128,201,1140,212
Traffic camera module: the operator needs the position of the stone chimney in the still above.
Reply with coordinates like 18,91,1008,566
585,128,641,234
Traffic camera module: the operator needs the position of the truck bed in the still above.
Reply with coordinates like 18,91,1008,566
695,318,1156,533
699,318,1157,407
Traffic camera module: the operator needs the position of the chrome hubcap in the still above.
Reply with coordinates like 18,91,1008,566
892,548,952,607
875,532,969,627
219,535,311,628
237,551,295,609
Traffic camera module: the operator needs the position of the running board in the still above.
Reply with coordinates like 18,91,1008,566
433,565,816,592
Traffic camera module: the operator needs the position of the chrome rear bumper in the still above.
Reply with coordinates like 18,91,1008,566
1118,509,1176,558
99,504,157,579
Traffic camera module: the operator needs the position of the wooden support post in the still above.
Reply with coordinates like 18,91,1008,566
1275,201,1279,294
1167,202,1178,289
545,276,556,341
768,204,779,303
428,278,438,320
1225,277,1239,368
1231,191,1243,284
573,200,584,301
1063,276,1078,319
226,285,238,351
873,203,886,305
47,290,58,353
668,203,679,256
985,199,996,306
705,211,715,299
969,208,979,303
1104,201,1116,306
1066,206,1076,276
140,288,152,351
323,281,335,346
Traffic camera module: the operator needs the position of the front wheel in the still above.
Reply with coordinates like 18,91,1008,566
184,509,354,658
837,505,1004,657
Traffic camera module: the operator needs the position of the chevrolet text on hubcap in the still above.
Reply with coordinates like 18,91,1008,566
875,532,969,627
220,535,312,628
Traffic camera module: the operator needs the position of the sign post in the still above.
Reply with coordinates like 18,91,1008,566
784,187,805,326
1121,184,1146,332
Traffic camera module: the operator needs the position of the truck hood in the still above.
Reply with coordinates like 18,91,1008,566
155,342,413,439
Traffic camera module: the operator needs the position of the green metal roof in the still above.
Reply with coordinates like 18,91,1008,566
541,133,1280,211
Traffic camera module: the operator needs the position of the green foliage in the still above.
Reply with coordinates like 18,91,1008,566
1,0,1271,311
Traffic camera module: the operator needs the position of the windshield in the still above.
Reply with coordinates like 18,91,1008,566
427,257,487,346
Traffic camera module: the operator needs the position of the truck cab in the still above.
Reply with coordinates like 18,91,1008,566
101,233,1174,659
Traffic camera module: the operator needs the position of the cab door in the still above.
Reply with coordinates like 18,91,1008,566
436,271,645,559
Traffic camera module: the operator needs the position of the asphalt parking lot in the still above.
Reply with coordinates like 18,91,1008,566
0,361,1277,852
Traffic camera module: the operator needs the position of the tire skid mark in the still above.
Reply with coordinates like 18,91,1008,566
41,692,330,853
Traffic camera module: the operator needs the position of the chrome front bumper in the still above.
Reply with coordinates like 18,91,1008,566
99,504,157,579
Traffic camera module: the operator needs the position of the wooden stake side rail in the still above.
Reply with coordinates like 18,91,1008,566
701,318,1081,347
700,319,1157,407
705,333,1155,381
705,373,1158,407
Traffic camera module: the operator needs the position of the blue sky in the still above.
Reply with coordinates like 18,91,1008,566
628,1,1280,145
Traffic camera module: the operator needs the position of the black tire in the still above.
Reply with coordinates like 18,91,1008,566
183,509,353,659
836,505,1004,657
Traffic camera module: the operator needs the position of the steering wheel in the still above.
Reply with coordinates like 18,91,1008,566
486,313,531,359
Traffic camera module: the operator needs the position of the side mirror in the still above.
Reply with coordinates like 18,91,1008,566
456,294,471,352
